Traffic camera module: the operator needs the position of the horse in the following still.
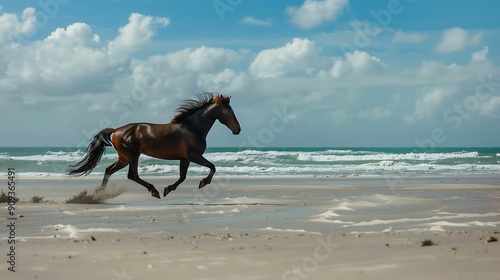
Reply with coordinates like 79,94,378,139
67,93,241,199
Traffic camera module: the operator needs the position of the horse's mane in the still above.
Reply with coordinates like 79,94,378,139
171,92,230,123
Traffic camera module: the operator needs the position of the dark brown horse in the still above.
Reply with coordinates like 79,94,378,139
67,93,241,198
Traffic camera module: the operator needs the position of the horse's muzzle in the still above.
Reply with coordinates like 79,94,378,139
233,127,241,135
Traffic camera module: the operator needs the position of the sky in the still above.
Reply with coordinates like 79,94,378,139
0,0,499,148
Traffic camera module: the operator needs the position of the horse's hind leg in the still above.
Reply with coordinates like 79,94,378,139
127,155,160,199
96,156,129,192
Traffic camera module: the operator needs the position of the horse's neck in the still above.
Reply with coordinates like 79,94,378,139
188,105,218,137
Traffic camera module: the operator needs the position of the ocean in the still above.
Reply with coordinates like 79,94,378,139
1,147,499,178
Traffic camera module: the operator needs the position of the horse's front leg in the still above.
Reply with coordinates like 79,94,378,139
164,159,190,197
189,152,216,189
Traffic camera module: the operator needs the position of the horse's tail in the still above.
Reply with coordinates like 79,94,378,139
67,128,115,176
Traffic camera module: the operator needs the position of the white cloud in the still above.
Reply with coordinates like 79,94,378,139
0,7,36,43
39,23,108,78
3,22,111,94
0,8,36,87
128,46,244,94
404,86,457,123
479,96,500,117
118,46,245,114
357,106,392,119
416,54,496,86
147,46,242,74
108,13,170,59
392,30,427,44
0,12,171,98
407,56,497,123
328,109,349,124
435,27,482,53
416,61,462,79
330,51,385,78
471,46,489,63
287,0,348,29
241,16,272,26
197,69,248,93
249,38,321,78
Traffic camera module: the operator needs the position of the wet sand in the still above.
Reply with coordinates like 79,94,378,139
1,176,499,279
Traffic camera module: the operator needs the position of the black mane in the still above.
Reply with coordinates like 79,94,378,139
171,92,219,123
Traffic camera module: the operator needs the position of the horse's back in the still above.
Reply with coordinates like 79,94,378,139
114,122,191,160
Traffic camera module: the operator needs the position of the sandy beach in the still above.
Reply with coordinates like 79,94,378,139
1,176,500,279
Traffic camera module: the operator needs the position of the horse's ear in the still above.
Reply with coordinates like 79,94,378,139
214,96,222,106
215,95,231,106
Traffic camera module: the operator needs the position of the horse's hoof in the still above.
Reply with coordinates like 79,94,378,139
163,187,171,197
150,189,161,199
198,180,207,189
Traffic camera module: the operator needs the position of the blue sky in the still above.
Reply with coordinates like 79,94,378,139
1,0,499,147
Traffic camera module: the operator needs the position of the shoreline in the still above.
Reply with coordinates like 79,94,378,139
7,176,500,206
14,173,500,183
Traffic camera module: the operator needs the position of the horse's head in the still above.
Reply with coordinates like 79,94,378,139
214,95,241,135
